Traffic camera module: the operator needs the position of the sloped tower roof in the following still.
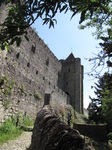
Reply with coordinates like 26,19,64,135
66,53,75,61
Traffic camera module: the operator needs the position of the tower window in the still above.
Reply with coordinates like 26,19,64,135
27,63,30,67
68,68,70,72
29,79,31,84
31,45,36,53
16,52,20,59
46,58,49,66
66,82,68,85
36,70,38,75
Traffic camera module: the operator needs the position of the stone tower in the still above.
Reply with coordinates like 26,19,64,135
59,53,84,114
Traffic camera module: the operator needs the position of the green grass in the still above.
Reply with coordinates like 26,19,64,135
0,114,34,145
0,119,22,145
20,115,34,127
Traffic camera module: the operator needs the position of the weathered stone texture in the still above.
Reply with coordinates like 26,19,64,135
0,3,84,123
60,55,84,113
29,106,90,150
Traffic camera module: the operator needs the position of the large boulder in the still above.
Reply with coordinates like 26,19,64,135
29,106,91,150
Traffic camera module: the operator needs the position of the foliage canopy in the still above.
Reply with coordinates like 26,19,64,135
0,0,112,67
89,73,112,130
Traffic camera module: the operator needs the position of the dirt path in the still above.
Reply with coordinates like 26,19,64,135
0,132,32,150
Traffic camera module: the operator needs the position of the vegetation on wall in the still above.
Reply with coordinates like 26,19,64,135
0,74,15,110
3,99,10,110
74,111,88,124
34,91,42,100
0,74,15,96
67,106,75,128
19,84,25,93
51,104,75,128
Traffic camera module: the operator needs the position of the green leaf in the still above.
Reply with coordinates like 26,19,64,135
53,19,57,24
64,7,68,14
42,18,49,25
49,20,54,28
79,10,87,24
60,4,67,13
10,38,15,45
31,15,34,22
90,8,93,18
90,0,98,2
16,38,21,47
5,0,11,4
33,0,38,6
6,45,9,52
71,11,78,20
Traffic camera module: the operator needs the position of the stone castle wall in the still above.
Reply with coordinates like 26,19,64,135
0,3,83,123
0,48,67,123
0,27,67,123
8,27,67,103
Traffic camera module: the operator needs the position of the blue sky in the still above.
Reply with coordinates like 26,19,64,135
32,11,100,108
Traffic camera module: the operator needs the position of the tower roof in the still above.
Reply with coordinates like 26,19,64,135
66,53,75,61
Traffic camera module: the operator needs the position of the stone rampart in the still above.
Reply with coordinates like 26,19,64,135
74,123,108,142
8,27,62,87
0,2,84,121
0,44,67,123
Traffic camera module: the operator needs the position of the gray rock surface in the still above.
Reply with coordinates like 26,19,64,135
0,132,32,150
29,106,91,150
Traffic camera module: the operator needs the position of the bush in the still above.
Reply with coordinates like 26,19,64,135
34,92,42,100
19,84,25,93
12,113,34,127
0,113,34,145
3,99,10,110
0,118,22,145
0,74,15,96
20,115,34,127
107,132,112,140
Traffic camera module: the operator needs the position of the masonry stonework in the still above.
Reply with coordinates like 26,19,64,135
0,4,84,122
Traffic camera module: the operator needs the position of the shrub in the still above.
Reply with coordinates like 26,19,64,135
0,118,22,145
0,74,15,96
34,92,42,100
0,113,34,145
19,84,25,93
4,99,10,110
108,132,112,140
22,115,34,126
12,113,34,127
68,106,75,128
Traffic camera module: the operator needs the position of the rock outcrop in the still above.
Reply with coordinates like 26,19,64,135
29,106,90,150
